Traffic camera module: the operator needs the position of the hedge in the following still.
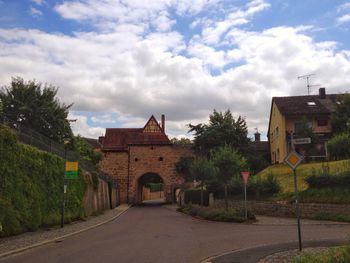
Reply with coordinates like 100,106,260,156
305,171,350,189
145,183,164,192
184,189,210,206
0,125,86,237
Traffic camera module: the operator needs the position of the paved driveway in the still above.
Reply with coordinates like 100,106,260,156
1,205,350,263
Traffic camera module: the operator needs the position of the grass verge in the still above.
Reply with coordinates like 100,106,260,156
293,244,350,263
256,160,350,193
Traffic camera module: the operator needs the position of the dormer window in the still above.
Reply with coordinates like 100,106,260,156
307,101,316,106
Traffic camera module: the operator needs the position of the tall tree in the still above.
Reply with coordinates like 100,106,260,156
211,145,246,211
0,77,73,143
189,157,217,206
331,93,350,134
188,109,250,156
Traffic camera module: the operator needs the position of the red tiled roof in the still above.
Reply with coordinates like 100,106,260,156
273,94,338,116
102,116,171,151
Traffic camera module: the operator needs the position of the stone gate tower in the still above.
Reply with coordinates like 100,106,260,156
99,115,192,204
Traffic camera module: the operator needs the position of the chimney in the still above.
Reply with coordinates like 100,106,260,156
254,132,261,142
319,87,326,99
161,114,165,133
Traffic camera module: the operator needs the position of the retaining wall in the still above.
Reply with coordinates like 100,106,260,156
212,199,350,219
82,173,119,216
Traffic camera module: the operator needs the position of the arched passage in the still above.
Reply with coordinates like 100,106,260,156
137,172,165,205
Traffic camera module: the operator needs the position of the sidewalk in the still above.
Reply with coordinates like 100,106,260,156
0,204,130,258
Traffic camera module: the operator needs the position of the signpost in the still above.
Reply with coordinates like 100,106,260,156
61,162,79,228
241,171,250,220
65,162,79,179
284,133,304,251
292,137,311,145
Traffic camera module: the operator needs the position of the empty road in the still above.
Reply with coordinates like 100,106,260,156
1,205,350,263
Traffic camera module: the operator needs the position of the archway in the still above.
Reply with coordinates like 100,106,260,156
137,172,165,205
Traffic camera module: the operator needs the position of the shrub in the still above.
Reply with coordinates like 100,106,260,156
0,125,86,236
306,171,350,189
179,204,255,222
184,189,209,206
327,133,350,160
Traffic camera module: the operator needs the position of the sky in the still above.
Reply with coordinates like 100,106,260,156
1,0,350,140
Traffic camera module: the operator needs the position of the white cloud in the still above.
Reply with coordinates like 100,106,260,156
69,112,105,138
338,14,350,24
337,2,350,12
1,1,350,139
90,114,116,124
31,0,45,5
30,7,43,17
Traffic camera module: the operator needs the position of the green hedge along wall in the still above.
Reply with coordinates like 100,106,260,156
0,125,86,237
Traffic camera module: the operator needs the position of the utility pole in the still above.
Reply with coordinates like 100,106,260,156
297,74,320,95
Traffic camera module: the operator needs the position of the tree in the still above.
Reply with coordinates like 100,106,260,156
294,116,318,155
73,136,102,165
0,77,73,143
175,156,194,181
327,133,350,160
211,145,246,211
188,109,250,156
170,137,192,145
331,93,350,134
189,157,217,206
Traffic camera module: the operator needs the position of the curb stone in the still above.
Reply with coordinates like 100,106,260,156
0,205,130,260
201,239,346,263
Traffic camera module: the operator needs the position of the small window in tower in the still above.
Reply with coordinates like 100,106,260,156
159,157,164,161
134,158,139,162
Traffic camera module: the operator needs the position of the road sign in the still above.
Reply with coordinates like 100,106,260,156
65,162,78,179
241,171,250,186
293,138,311,145
66,162,78,171
284,151,303,170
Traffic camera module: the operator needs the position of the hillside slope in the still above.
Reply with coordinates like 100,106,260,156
256,159,350,193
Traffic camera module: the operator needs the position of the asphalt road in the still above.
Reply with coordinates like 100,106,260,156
1,205,350,263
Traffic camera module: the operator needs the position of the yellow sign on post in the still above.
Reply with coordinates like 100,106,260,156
65,162,79,179
284,151,303,170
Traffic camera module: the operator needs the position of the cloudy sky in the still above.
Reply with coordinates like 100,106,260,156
1,0,350,140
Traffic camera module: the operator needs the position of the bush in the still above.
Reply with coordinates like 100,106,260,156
327,133,350,160
178,204,255,222
184,189,209,206
306,171,350,189
0,125,86,236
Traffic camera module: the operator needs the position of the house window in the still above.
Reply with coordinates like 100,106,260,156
317,119,328,126
295,121,312,136
275,127,279,138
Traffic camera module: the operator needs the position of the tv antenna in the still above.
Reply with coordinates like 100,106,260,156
297,74,320,95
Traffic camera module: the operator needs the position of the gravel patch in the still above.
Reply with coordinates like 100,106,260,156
258,247,332,263
0,205,129,256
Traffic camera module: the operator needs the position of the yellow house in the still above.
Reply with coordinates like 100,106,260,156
268,88,338,164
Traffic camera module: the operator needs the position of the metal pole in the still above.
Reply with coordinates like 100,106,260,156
291,132,302,251
61,146,67,228
244,183,247,220
294,168,302,251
